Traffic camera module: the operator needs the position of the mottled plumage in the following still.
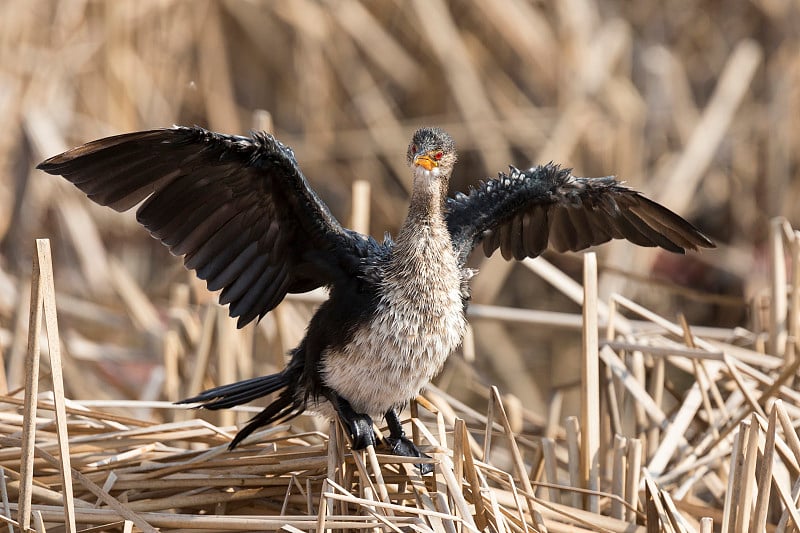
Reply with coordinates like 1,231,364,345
38,125,714,467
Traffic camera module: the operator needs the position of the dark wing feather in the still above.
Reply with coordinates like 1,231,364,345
446,163,714,266
38,126,364,327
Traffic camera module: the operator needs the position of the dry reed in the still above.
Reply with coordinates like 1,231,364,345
2,0,800,531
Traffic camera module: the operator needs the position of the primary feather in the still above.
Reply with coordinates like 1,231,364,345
38,126,365,327
446,163,713,265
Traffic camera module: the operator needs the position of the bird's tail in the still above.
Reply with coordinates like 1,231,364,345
178,365,305,450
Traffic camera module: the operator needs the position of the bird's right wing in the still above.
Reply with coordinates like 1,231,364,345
446,163,714,266
38,126,368,327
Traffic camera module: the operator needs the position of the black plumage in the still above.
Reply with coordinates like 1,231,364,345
38,125,714,468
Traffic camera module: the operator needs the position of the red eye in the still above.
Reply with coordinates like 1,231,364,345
435,151,443,160
410,143,418,154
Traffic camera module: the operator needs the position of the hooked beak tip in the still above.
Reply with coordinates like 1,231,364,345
413,154,436,171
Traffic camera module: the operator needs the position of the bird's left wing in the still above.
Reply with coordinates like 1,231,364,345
38,126,365,327
446,163,714,266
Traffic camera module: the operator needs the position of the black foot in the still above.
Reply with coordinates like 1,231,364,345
384,408,433,475
347,413,377,449
384,434,434,475
330,393,376,449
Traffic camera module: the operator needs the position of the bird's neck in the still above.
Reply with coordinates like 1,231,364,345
402,166,448,229
391,168,453,273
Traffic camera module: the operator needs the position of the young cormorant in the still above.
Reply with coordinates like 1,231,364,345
38,126,714,469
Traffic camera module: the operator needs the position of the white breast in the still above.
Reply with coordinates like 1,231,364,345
319,225,467,418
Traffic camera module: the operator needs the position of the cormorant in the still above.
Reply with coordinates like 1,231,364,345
38,126,714,470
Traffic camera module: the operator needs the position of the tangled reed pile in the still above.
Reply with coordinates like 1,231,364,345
2,1,800,531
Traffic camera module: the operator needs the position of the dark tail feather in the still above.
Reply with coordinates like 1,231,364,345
228,390,305,449
178,374,289,410
177,367,306,449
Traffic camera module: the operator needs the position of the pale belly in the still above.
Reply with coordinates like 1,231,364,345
319,283,467,418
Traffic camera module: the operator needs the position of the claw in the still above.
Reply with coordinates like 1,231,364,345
347,413,377,449
330,393,377,450
330,396,431,472
385,434,434,474
384,408,433,474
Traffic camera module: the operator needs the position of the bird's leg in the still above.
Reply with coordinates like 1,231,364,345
329,392,376,450
384,408,433,474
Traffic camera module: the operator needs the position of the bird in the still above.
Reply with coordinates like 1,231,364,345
38,125,714,471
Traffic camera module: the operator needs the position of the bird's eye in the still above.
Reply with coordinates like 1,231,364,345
435,151,443,160
410,143,418,154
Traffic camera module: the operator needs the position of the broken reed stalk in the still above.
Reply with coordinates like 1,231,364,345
34,240,76,533
736,414,760,531
611,434,627,519
752,405,777,531
581,252,600,512
350,180,371,235
17,252,42,531
19,239,77,533
770,217,788,357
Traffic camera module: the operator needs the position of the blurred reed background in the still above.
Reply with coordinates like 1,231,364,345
0,0,797,426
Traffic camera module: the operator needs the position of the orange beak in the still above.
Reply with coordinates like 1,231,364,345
413,154,436,171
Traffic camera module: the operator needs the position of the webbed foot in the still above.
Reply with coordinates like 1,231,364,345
385,408,433,475
347,413,377,449
331,393,376,449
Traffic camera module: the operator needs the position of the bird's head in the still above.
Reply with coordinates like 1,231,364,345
407,127,457,181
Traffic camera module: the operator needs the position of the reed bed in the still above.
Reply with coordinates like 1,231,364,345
2,0,800,531
3,223,800,532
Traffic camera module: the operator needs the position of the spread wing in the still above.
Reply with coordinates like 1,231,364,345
446,163,714,266
38,126,367,327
